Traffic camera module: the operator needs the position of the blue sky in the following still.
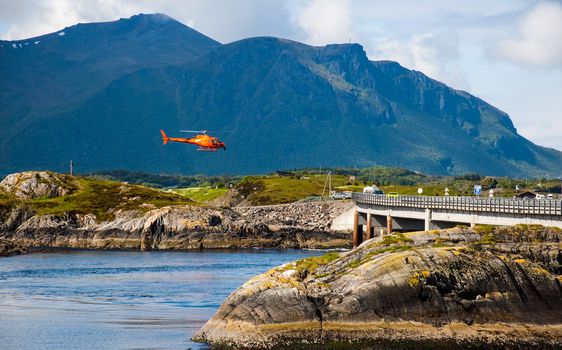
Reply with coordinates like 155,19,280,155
1,0,561,151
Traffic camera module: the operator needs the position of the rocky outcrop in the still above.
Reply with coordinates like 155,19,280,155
0,171,75,199
233,201,354,232
0,201,353,252
0,239,25,257
194,226,562,349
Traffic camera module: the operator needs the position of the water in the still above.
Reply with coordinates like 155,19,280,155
0,249,324,350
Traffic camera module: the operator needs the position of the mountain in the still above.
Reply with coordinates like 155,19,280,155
1,14,561,177
0,13,219,173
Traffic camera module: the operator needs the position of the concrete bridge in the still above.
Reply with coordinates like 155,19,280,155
351,192,562,247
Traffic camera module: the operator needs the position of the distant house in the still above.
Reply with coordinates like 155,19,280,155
514,191,537,199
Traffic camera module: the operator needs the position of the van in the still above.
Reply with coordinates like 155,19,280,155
363,185,384,195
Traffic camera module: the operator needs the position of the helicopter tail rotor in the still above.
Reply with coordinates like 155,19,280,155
160,130,170,145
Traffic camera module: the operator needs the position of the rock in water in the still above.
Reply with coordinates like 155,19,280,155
0,239,25,257
194,227,562,349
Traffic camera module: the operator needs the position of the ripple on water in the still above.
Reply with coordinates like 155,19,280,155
0,249,322,350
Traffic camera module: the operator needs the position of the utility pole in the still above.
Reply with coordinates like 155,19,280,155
69,160,74,176
322,171,332,199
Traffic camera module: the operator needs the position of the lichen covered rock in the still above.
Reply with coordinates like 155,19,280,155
0,171,75,199
194,227,562,349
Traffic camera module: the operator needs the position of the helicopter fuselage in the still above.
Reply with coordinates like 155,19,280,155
161,130,226,151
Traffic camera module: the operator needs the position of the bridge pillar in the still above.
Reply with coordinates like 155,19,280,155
353,210,364,248
424,209,431,231
386,215,393,234
366,212,374,240
470,216,476,228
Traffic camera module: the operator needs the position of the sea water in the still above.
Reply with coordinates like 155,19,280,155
0,249,322,350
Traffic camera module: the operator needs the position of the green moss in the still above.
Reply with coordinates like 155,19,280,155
0,190,19,212
347,245,412,269
381,233,413,245
294,252,340,275
474,224,497,235
170,187,228,203
431,237,451,248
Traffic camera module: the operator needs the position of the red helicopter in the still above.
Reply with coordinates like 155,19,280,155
160,130,226,151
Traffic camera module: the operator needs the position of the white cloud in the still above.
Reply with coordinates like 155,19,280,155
0,0,295,43
366,31,469,89
491,1,562,68
291,0,352,45
0,0,140,39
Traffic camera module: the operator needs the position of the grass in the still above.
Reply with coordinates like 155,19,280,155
170,187,228,203
230,171,538,206
28,177,192,221
237,174,352,205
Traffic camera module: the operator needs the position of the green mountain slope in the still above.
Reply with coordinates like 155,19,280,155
1,15,560,177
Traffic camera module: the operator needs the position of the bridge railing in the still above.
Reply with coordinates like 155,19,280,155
351,192,562,216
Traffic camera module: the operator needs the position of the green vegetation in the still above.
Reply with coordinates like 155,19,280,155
170,187,228,203
228,166,562,205
293,167,428,186
3,164,561,213
236,174,351,205
28,177,192,221
380,233,413,245
0,190,17,212
345,233,414,269
347,245,412,269
293,252,341,275
92,170,241,189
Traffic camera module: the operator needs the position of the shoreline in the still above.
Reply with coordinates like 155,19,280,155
195,320,562,349
1,200,355,257
1,244,349,258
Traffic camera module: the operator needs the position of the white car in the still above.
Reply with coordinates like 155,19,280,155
330,191,347,200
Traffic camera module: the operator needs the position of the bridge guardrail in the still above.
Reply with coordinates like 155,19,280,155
351,193,562,216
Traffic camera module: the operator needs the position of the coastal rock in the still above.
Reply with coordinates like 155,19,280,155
0,239,25,257
194,227,562,349
0,171,74,199
1,201,352,251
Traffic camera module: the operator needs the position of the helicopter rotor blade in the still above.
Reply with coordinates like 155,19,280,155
179,130,234,134
179,130,208,134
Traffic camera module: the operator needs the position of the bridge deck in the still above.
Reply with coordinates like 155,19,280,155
352,193,562,216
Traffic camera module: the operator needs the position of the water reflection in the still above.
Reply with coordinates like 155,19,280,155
0,249,323,350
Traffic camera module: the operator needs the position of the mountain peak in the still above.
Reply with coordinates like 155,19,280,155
117,13,182,29
129,13,173,22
